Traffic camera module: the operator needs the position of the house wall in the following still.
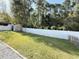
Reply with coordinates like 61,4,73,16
22,28,79,40
0,25,79,40
0,24,12,31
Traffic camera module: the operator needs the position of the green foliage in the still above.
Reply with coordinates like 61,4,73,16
10,0,79,31
50,26,65,30
64,15,79,31
64,3,79,31
12,0,32,27
0,13,15,24
74,4,79,14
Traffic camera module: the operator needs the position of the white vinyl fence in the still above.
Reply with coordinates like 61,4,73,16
22,28,79,40
0,25,12,31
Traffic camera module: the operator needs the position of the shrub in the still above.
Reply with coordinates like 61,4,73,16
64,16,79,31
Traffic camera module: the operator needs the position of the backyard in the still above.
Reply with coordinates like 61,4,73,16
0,0,79,59
0,31,79,59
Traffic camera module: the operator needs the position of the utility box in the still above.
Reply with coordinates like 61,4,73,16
14,24,22,32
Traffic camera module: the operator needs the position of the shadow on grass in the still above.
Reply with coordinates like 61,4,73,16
18,32,79,56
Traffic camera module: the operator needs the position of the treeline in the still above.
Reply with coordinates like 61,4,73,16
6,0,79,31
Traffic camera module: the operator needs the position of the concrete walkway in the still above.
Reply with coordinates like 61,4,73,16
0,41,26,59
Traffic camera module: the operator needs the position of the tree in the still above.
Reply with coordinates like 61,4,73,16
12,0,32,27
33,0,47,27
64,3,79,31
64,15,79,31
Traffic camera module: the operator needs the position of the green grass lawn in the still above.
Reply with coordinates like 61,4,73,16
0,31,79,59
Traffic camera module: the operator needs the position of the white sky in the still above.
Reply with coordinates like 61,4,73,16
0,0,10,13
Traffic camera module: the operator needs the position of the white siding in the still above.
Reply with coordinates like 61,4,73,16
22,28,79,40
0,25,12,31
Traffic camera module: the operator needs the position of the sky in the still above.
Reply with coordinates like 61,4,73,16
47,0,65,4
0,0,65,14
0,0,10,13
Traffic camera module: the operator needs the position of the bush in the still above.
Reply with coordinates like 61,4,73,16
64,16,79,31
58,26,65,30
51,26,56,30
